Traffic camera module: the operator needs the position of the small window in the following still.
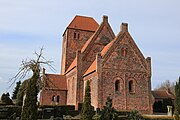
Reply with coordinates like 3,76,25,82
74,32,80,39
121,47,128,57
115,80,120,92
57,96,60,103
74,32,77,39
78,33,80,39
129,80,134,92
52,95,55,102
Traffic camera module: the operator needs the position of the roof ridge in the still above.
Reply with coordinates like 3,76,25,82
67,15,99,31
75,15,94,19
46,73,65,76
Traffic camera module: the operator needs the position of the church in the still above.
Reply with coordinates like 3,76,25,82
40,15,154,114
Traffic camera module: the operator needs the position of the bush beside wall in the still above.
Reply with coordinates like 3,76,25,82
143,115,174,120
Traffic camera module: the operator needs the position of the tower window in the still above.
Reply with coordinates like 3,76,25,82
74,32,80,39
57,95,60,103
115,80,120,92
52,95,55,102
129,80,134,93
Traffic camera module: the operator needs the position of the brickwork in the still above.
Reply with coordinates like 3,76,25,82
40,90,67,105
66,68,77,105
99,28,152,113
40,15,154,114
81,18,115,75
61,29,95,74
82,37,114,75
83,72,99,110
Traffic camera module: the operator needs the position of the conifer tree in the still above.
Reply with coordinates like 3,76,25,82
175,77,180,113
21,74,38,120
100,96,118,120
81,80,93,120
12,81,21,100
16,80,28,106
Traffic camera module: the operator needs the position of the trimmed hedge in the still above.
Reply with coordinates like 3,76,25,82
143,115,174,120
0,105,21,119
39,105,78,119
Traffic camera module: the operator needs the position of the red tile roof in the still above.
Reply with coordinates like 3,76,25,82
81,34,95,53
66,57,77,73
84,60,96,76
68,15,99,31
152,90,175,99
101,39,115,56
101,31,124,57
44,74,67,90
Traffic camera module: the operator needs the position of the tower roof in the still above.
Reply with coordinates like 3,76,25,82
67,15,99,31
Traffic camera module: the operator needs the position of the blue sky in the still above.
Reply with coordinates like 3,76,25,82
0,0,180,96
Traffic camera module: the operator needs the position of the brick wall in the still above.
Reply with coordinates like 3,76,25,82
61,29,94,74
40,89,67,105
83,72,99,110
66,68,77,106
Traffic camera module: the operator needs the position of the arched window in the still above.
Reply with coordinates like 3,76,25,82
115,80,120,92
57,95,60,103
129,80,134,92
52,95,55,102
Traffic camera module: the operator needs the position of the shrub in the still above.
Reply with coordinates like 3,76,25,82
100,96,118,120
81,80,93,120
128,110,144,120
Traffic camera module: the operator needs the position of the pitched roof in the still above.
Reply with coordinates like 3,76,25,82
66,57,77,74
81,33,95,53
100,31,124,58
81,17,115,54
84,60,96,76
101,39,116,57
152,90,175,99
67,15,99,31
44,74,67,90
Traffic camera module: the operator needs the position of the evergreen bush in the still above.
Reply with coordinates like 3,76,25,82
81,80,93,120
100,96,118,120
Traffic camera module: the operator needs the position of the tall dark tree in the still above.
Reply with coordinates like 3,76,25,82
10,48,54,120
12,81,21,100
21,75,38,120
175,77,180,113
16,80,28,106
100,96,118,120
81,80,93,120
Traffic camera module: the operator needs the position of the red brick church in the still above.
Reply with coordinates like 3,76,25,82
40,15,154,114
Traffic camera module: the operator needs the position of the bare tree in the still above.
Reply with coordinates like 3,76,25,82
155,80,175,94
10,47,54,87
10,47,55,120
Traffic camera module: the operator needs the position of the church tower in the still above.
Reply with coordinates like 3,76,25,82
61,15,99,74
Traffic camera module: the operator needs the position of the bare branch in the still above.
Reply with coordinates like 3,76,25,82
8,47,55,89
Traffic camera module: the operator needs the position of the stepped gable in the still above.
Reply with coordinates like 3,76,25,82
66,16,115,74
67,15,99,31
44,74,67,90
83,38,116,76
81,15,115,54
